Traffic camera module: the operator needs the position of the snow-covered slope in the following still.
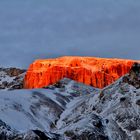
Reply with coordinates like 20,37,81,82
1,63,140,139
0,68,25,90
0,78,98,139
55,63,140,140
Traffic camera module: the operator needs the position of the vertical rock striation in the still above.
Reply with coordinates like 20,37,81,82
24,56,135,89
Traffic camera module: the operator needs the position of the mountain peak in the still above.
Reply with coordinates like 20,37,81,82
24,56,136,89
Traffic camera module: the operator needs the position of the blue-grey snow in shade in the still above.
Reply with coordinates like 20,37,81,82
0,0,140,68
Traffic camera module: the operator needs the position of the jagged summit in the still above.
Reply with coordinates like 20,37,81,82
24,56,135,89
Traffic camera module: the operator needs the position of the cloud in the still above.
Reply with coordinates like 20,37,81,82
0,0,140,68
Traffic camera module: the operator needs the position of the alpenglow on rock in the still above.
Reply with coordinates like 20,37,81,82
24,56,135,89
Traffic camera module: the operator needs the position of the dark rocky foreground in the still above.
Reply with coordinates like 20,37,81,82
0,63,140,139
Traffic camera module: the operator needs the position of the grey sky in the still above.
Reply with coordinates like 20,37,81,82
0,0,140,68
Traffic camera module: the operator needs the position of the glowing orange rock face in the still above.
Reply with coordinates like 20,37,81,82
24,56,135,89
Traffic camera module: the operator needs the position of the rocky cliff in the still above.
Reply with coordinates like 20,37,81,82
24,56,135,89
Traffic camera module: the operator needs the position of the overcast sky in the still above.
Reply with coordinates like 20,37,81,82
0,0,140,68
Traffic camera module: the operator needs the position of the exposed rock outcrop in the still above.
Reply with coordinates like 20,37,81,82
24,56,135,89
123,62,140,88
0,68,26,90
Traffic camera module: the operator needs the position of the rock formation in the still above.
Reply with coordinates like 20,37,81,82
123,62,140,89
24,56,135,89
0,68,26,90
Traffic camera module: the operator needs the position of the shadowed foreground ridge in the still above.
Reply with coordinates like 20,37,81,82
24,56,135,89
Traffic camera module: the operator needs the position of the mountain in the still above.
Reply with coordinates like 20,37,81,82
24,56,134,89
0,62,140,139
56,62,140,140
0,68,25,90
0,78,98,140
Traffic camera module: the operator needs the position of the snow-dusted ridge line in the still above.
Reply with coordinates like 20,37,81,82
0,63,140,139
0,78,98,139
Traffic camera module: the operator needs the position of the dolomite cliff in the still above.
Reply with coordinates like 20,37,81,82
24,56,135,89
